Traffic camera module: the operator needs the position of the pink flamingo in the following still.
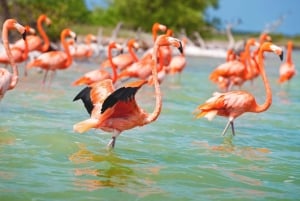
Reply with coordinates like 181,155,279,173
100,39,139,71
0,25,32,65
194,42,283,136
26,28,76,86
72,34,183,149
0,19,26,100
13,14,51,52
72,42,123,86
70,34,97,60
278,40,296,84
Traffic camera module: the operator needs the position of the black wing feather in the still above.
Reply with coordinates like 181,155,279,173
73,87,93,115
101,86,139,114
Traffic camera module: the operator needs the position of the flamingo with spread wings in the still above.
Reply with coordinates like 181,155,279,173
73,34,183,149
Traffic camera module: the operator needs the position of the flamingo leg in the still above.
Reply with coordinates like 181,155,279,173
42,70,49,85
231,121,235,136
107,137,116,149
47,70,56,87
222,118,235,136
107,130,121,149
222,120,231,136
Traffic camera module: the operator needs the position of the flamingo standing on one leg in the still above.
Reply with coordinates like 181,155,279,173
278,40,296,84
72,42,123,86
26,28,76,86
194,42,283,136
72,34,183,149
0,19,26,100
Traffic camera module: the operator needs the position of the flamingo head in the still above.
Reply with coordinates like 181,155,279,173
264,42,284,61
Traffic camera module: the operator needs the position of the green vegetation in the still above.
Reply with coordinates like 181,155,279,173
1,0,299,47
1,0,218,40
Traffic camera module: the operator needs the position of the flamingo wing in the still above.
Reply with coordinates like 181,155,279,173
195,91,255,120
73,79,115,116
101,80,147,114
73,86,93,115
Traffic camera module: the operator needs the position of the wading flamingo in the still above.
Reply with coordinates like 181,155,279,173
0,19,26,100
72,42,123,86
73,34,183,149
194,42,283,136
26,28,76,86
278,40,296,84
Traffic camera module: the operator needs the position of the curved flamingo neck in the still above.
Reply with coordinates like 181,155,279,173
128,44,139,62
2,21,18,88
108,45,118,83
152,27,158,42
37,16,50,52
61,32,72,67
146,42,162,123
253,48,272,113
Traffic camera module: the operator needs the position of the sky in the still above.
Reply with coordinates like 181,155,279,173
206,0,300,36
85,0,300,36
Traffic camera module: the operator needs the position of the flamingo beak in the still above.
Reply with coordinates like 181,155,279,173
22,30,27,40
279,52,284,61
178,41,183,54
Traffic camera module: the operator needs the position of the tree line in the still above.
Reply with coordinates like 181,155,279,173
0,0,219,41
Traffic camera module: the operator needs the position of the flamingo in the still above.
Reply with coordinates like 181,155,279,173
0,25,33,65
0,19,26,100
209,54,246,92
100,39,139,71
70,34,97,60
194,42,283,136
26,28,76,86
13,14,51,52
278,40,296,84
72,42,123,86
72,34,183,149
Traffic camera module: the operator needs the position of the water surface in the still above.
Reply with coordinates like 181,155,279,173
1,51,299,201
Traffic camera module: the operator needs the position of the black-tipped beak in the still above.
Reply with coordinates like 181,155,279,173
120,49,124,54
178,41,183,54
22,30,27,40
279,52,284,61
74,36,77,42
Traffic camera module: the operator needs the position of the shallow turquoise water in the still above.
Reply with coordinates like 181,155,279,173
1,51,299,201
